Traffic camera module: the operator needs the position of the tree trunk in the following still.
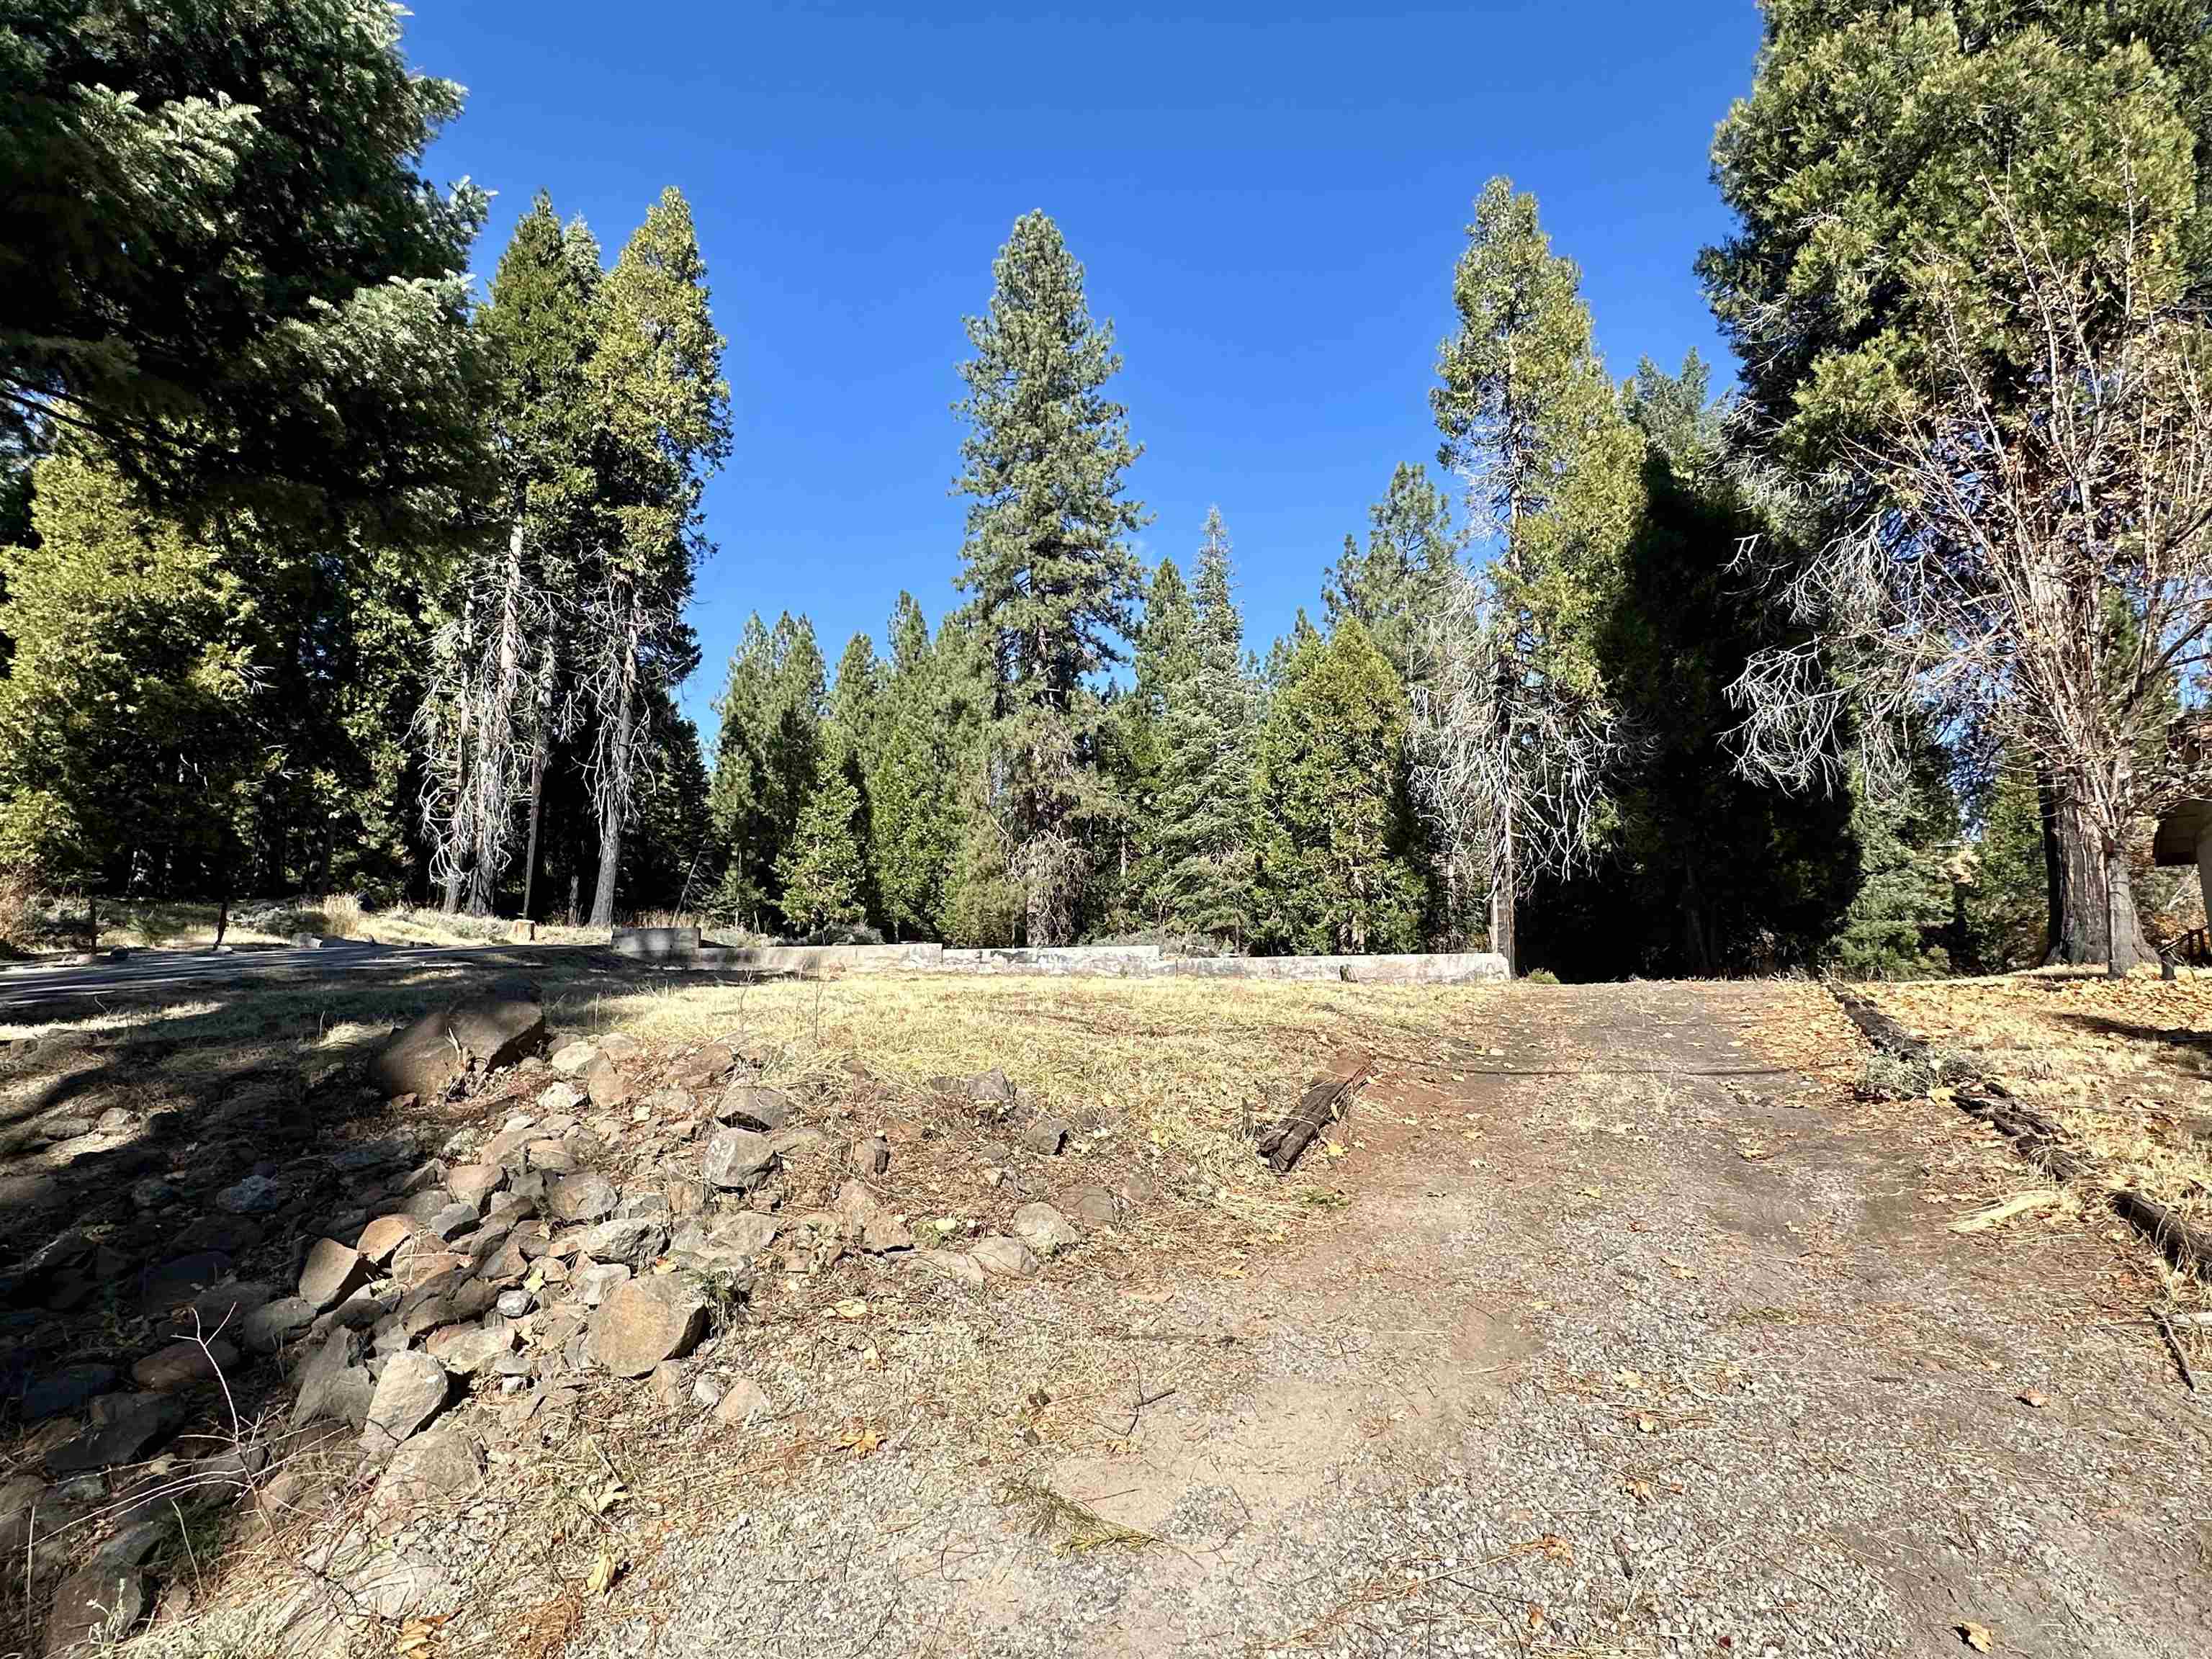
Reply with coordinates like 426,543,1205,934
520,729,547,923
2037,771,2064,961
1491,813,1517,976
588,596,640,931
2044,793,2153,970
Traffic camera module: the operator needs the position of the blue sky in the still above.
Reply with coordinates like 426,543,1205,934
403,2,1764,738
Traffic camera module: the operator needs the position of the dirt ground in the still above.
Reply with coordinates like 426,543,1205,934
1,968,2208,1658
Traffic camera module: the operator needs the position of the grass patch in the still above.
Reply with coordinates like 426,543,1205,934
996,1475,1159,1555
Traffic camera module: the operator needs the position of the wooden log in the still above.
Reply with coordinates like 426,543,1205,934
1257,1052,1373,1175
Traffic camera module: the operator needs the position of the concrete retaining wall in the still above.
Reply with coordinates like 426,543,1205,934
652,939,1506,986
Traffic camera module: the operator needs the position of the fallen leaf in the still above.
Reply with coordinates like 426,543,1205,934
1636,1413,1658,1434
1580,1185,1603,1199
831,1298,868,1320
836,1424,882,1456
1959,1619,1995,1653
586,1549,620,1596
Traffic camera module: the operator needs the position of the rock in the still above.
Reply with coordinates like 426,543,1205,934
714,1377,770,1427
690,1375,724,1409
853,1136,892,1175
579,1217,666,1268
665,1177,709,1217
550,1040,597,1075
834,1180,914,1253
584,1057,633,1110
616,1190,672,1220
354,1214,418,1266
130,1339,236,1393
914,1249,988,1292
299,1239,370,1311
967,1067,1017,1105
1010,1202,1079,1256
716,1085,791,1131
367,1428,481,1532
361,1352,450,1453
22,1364,117,1424
130,1176,181,1210
588,1278,709,1377
243,1296,318,1353
214,1173,285,1215
47,1393,181,1473
1019,1116,1069,1156
768,1125,829,1159
574,1263,632,1307
547,1171,619,1223
372,988,544,1102
703,1127,776,1189
446,1164,506,1210
648,1360,688,1408
292,1331,375,1431
968,1236,1041,1278
425,1322,515,1376
1067,1185,1119,1227
423,1201,480,1243
333,1136,416,1175
91,1518,172,1571
675,1041,737,1084
42,1563,147,1655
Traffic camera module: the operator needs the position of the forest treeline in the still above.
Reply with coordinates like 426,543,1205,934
4,2,2210,977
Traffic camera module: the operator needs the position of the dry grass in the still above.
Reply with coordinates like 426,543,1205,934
995,1475,1159,1555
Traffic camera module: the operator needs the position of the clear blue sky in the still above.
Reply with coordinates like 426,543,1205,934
402,2,1763,739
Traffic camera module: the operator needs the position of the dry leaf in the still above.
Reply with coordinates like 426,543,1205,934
1635,1413,1658,1434
836,1424,882,1456
586,1550,619,1596
1959,1619,1995,1653
831,1298,868,1320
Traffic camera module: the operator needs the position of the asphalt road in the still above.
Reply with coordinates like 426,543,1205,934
0,939,506,1011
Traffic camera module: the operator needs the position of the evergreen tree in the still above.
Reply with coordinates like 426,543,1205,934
708,612,824,928
1425,178,1643,969
1112,557,1195,926
582,188,729,927
1962,760,2048,972
1251,621,1424,953
953,210,1147,943
2,0,490,533
1323,463,1458,689
870,596,991,941
776,768,868,936
825,629,886,923
1155,509,1261,944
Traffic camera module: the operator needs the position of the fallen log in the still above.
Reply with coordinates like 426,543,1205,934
1833,991,2212,1279
1256,1051,1373,1175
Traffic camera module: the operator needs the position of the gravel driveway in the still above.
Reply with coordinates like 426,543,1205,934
565,981,2210,1659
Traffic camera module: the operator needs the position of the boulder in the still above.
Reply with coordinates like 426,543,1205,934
588,1278,709,1377
244,1296,318,1353
853,1136,891,1176
578,1217,666,1269
968,1236,1042,1279
360,1352,450,1453
46,1393,181,1474
665,1177,709,1216
367,1429,481,1533
135,1254,237,1316
549,1040,597,1075
299,1239,369,1311
1010,1202,1079,1257
214,1173,285,1215
914,1249,987,1292
1019,1116,1069,1156
674,1041,737,1085
354,1214,418,1267
833,1181,913,1254
547,1171,619,1223
23,1364,119,1422
130,1339,236,1393
291,1331,374,1431
41,1563,147,1655
1067,1185,1119,1228
574,1263,632,1307
715,1086,791,1131
966,1068,1017,1105
446,1164,506,1210
584,1058,633,1110
702,1128,775,1190
425,1321,515,1376
370,985,545,1102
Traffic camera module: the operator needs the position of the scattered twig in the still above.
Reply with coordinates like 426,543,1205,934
2154,1308,2199,1393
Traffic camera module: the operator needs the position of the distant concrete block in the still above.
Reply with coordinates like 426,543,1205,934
611,927,702,961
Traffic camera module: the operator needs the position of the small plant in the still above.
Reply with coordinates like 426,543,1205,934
1857,1051,1928,1100
1523,968,1561,986
996,1475,1157,1555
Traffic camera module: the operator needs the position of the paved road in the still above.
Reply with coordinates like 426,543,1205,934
0,940,522,1010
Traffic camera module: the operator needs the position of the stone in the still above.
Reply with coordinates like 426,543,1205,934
703,1127,775,1189
713,1377,770,1426
361,1352,449,1453
675,1041,737,1084
579,1217,666,1269
299,1239,369,1311
584,1057,633,1110
355,1214,417,1266
1018,1115,1069,1156
24,1364,117,1424
768,1125,829,1159
550,1040,597,1075
482,1120,537,1166
716,1085,791,1131
574,1263,632,1307
547,1171,619,1223
367,1428,481,1533
333,1135,416,1175
1067,1185,1119,1227
536,1082,583,1114
495,1289,534,1318
615,1191,672,1221
967,1067,1017,1105
292,1331,375,1430
833,1180,914,1253
485,1190,539,1226
855,1136,892,1176
446,1164,505,1210
397,1188,451,1224
914,1249,988,1292
968,1236,1041,1278
214,1173,284,1215
47,1393,181,1473
588,1278,709,1377
371,989,544,1102
665,1177,709,1216
1010,1202,1080,1256
425,1322,515,1376
130,1339,237,1393
42,1563,147,1655
529,1138,580,1174
243,1296,318,1353
423,1201,480,1243
648,1359,688,1408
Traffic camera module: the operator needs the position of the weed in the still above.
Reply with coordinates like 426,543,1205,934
996,1475,1157,1555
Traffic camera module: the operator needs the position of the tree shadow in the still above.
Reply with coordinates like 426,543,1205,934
2049,1011,2212,1076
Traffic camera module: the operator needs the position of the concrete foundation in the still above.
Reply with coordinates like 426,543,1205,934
641,939,1507,986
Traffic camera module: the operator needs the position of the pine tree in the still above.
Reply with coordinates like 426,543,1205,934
1113,557,1195,925
1424,178,1643,969
582,188,729,927
1251,621,1424,953
776,768,868,937
825,629,886,924
708,612,824,928
1154,510,1261,943
1323,463,1458,690
869,596,992,940
953,210,1147,943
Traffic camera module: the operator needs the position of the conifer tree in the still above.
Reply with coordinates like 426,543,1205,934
1251,621,1424,953
1114,557,1195,925
582,188,729,927
869,596,992,940
708,612,824,928
953,210,1147,943
776,768,868,936
1423,179,1643,970
1154,510,1261,943
1323,463,1458,691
